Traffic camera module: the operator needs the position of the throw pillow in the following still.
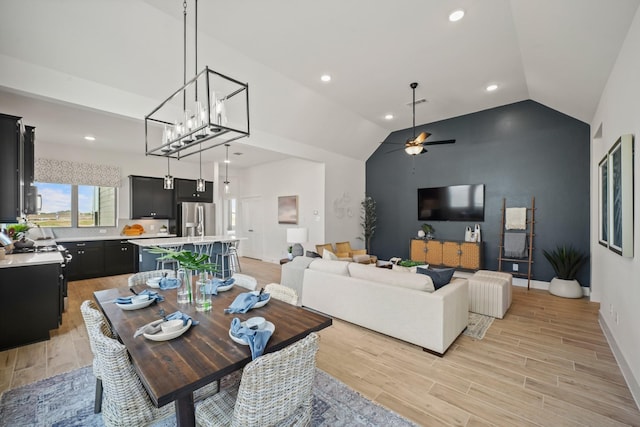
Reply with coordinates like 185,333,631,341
306,250,321,258
322,250,338,260
417,267,455,290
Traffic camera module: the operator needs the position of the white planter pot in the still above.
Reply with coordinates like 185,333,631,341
548,277,583,298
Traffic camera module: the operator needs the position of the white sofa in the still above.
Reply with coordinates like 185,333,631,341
300,259,469,355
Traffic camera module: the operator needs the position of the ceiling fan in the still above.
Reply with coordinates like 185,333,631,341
386,82,456,156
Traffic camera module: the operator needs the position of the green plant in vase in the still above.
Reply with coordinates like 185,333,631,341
148,247,217,305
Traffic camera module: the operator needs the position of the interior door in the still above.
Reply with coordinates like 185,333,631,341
239,196,262,259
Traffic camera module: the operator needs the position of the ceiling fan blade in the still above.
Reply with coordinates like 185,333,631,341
414,132,429,144
423,139,456,145
385,146,408,154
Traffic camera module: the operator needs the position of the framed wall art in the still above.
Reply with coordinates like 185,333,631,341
278,195,298,224
598,154,609,247
607,134,634,257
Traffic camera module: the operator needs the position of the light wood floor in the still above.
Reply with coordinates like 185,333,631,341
1,258,639,426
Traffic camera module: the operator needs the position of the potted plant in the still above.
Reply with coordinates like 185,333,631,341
358,196,377,252
421,223,435,240
287,245,293,260
543,245,587,298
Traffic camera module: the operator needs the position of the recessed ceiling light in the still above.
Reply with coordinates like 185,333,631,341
84,135,96,141
384,114,394,120
486,84,498,92
449,9,465,22
320,74,331,82
224,158,231,164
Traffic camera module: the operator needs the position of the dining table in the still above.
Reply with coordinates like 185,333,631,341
94,283,332,427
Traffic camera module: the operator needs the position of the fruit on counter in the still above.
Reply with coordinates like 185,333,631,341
122,224,145,236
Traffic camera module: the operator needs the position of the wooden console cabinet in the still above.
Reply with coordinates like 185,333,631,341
410,239,482,270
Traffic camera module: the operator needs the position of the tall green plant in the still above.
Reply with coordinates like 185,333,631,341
358,196,377,252
542,245,587,280
148,247,216,272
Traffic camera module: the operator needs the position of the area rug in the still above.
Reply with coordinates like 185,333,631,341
463,312,494,340
0,366,417,427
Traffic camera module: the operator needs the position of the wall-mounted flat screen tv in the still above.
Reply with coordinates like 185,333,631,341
418,184,485,221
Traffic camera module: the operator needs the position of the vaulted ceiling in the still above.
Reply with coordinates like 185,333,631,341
1,0,638,166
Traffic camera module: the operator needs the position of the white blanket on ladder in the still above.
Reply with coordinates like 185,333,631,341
505,207,527,230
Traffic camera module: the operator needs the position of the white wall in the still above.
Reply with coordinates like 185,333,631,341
590,6,640,404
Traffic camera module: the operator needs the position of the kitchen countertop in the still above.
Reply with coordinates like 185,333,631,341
0,251,63,269
128,235,245,247
55,233,176,242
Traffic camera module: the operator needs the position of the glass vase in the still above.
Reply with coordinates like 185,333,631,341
195,270,212,312
177,268,193,304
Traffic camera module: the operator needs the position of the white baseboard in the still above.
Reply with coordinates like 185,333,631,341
599,313,640,410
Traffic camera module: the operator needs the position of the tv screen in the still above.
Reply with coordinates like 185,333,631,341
418,184,485,221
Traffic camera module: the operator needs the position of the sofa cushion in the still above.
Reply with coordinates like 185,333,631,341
322,250,339,260
305,250,321,258
315,243,335,257
348,263,435,292
418,267,455,290
308,259,351,276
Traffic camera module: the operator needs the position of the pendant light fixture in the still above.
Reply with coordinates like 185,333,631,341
164,156,174,190
223,143,230,194
196,145,205,192
145,0,250,160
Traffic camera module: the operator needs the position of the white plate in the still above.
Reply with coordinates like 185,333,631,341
146,278,161,288
250,291,271,309
116,298,154,311
144,319,192,341
229,321,275,345
216,282,235,292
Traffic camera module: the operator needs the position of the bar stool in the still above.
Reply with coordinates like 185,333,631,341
192,242,214,262
228,240,241,273
155,244,184,271
214,241,233,279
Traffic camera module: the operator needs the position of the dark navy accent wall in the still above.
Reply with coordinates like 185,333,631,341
366,100,591,286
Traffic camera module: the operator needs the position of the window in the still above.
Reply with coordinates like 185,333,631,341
27,182,72,227
27,182,116,228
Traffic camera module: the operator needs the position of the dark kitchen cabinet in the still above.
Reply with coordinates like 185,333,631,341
175,178,213,203
22,125,38,215
103,240,136,276
0,262,62,350
0,113,22,222
129,175,174,219
61,240,105,281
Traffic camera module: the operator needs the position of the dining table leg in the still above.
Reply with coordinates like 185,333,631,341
175,392,196,427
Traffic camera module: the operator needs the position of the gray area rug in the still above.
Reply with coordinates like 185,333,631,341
0,366,417,427
463,312,494,340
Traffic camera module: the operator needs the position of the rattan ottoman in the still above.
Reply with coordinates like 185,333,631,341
468,270,513,319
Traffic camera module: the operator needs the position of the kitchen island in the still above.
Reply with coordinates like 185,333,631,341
129,236,246,278
0,242,65,350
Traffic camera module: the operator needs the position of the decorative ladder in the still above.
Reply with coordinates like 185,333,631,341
498,197,536,289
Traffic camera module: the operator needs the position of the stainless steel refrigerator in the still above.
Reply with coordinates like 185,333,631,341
178,202,215,237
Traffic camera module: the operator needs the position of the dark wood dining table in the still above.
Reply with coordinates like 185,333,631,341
94,284,332,427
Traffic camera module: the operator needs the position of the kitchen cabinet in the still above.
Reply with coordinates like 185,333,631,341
175,178,213,203
103,240,136,276
0,113,21,222
22,125,38,215
410,239,482,271
129,175,174,219
62,241,105,280
0,262,62,350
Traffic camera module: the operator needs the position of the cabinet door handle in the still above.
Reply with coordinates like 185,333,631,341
77,243,85,247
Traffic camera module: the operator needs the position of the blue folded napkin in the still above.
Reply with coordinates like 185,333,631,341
116,289,164,304
159,277,179,290
205,277,236,295
224,292,270,314
230,317,272,359
165,310,199,326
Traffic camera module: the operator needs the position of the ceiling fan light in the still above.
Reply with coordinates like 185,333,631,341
405,145,423,156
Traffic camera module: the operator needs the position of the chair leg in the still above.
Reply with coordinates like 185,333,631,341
94,378,103,413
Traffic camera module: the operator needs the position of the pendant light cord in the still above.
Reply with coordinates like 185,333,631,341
194,0,198,101
183,1,187,111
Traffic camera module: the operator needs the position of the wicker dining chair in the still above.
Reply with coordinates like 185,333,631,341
127,269,175,288
90,318,175,427
264,283,298,305
80,300,113,414
195,333,319,427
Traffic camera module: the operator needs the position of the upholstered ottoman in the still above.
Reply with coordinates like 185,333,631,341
231,273,257,291
468,270,512,319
